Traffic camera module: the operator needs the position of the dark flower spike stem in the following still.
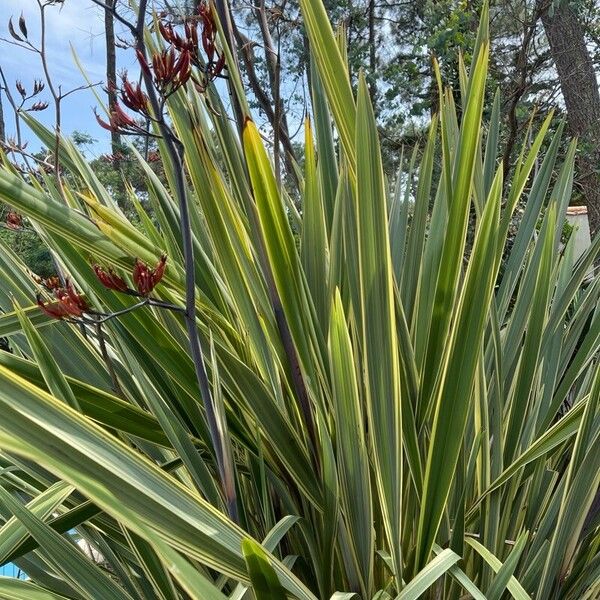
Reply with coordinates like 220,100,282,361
89,0,239,523
93,298,185,325
137,0,238,522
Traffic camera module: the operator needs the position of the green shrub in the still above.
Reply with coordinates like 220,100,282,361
0,1,597,598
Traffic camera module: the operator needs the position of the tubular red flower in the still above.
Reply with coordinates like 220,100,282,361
185,20,198,50
37,294,70,320
121,78,149,113
95,109,114,131
29,101,49,111
112,103,137,128
212,54,226,79
174,50,192,86
133,255,167,296
152,52,166,84
136,49,152,79
165,48,176,80
153,255,167,286
93,264,129,293
53,280,89,316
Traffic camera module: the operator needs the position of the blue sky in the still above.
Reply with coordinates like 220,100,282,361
0,0,136,157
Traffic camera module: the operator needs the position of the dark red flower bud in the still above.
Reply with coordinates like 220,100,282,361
212,54,226,78
18,13,27,38
15,81,26,98
165,48,176,78
121,78,149,113
93,264,129,293
184,21,193,43
29,101,49,111
6,211,22,230
174,50,192,86
158,21,175,44
8,18,24,42
184,20,199,52
133,255,167,296
136,49,152,79
201,27,213,58
37,294,70,320
95,109,114,131
153,255,167,285
53,280,89,316
152,52,165,83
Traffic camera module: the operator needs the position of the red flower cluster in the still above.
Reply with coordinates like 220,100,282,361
133,255,167,296
28,101,49,112
157,3,225,91
196,3,226,82
93,256,167,297
5,211,22,230
37,280,89,320
92,3,226,133
158,21,197,53
95,104,145,135
149,47,192,94
33,274,61,290
93,265,129,293
121,78,150,113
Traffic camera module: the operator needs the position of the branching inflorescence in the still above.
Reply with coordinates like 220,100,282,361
36,256,173,325
95,4,225,136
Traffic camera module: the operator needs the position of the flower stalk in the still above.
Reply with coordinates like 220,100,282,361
91,0,239,522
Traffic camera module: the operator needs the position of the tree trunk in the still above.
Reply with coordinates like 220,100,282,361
232,13,299,186
502,10,538,183
104,0,121,155
368,0,377,106
0,88,5,143
540,0,600,237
